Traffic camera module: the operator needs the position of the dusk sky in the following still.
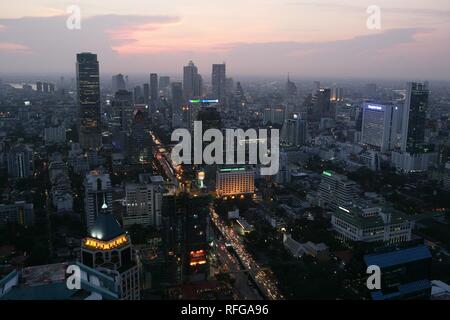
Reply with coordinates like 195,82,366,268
0,0,449,79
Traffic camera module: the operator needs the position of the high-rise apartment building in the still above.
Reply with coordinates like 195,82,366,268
123,180,163,228
7,145,34,179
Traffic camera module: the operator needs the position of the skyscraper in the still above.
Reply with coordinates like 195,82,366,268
143,83,150,106
312,88,331,120
162,194,209,283
286,74,297,97
171,82,184,128
282,114,308,146
401,82,429,153
76,53,101,149
133,85,142,104
183,61,202,100
361,103,398,152
111,74,126,94
112,90,134,132
150,73,158,107
159,76,170,91
212,63,226,103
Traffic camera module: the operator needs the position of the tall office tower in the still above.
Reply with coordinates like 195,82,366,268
361,103,398,152
216,167,255,197
183,61,202,100
128,110,150,165
162,194,209,284
282,114,308,146
401,82,429,153
81,201,140,300
143,83,150,106
49,83,55,93
43,82,49,93
112,90,134,132
150,73,158,107
36,82,43,92
212,63,226,102
123,180,163,228
159,76,170,91
133,86,142,104
171,82,184,128
286,74,297,97
313,81,321,95
111,74,126,94
76,53,102,149
7,145,34,179
312,88,331,120
331,87,343,101
318,170,359,210
84,169,113,230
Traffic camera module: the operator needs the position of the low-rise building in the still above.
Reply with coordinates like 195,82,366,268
331,205,413,244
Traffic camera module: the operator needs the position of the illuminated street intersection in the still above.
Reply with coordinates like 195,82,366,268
210,206,284,300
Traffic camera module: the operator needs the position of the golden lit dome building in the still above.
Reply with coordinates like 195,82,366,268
81,198,140,300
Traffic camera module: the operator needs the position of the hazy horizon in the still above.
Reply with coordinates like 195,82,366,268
1,0,450,80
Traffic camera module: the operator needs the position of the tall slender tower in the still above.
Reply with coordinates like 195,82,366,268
150,73,158,108
401,82,429,153
183,61,202,100
212,63,226,103
76,53,101,149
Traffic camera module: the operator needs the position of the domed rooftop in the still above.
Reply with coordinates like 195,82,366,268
89,197,124,242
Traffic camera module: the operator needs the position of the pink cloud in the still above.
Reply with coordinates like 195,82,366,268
0,42,31,53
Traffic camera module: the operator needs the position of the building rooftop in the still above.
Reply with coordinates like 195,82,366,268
334,205,410,229
363,245,431,269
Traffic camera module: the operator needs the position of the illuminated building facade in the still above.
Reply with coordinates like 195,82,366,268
81,201,140,300
216,167,255,197
361,103,398,152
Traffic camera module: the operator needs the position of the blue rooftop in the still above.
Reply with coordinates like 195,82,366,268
364,245,431,269
371,279,431,300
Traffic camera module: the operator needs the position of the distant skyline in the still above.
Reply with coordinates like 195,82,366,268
1,0,450,80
